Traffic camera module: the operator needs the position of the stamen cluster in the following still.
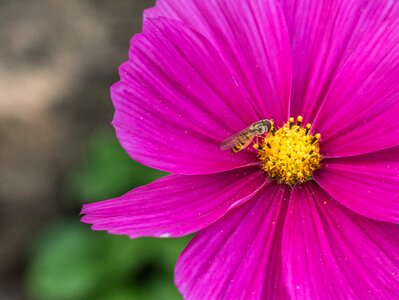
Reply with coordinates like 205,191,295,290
255,116,321,186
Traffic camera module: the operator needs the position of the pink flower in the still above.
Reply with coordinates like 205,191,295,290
81,0,399,299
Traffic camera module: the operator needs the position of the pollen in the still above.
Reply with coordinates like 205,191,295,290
255,116,322,186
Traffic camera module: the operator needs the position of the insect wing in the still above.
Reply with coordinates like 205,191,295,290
220,127,251,150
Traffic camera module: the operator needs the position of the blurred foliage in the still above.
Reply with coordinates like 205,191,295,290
26,130,189,300
66,131,167,203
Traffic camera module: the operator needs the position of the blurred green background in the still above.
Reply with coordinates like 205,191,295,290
0,1,189,299
27,132,189,300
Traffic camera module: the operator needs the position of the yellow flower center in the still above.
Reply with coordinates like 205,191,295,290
254,116,322,186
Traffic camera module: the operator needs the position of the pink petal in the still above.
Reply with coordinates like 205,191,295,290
145,0,292,125
113,17,264,175
314,146,399,223
283,183,399,300
280,0,399,125
175,184,291,300
312,13,399,156
81,167,266,238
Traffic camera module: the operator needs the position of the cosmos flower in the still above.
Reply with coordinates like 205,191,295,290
81,0,399,299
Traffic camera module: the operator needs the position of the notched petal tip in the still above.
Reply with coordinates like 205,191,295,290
80,168,265,239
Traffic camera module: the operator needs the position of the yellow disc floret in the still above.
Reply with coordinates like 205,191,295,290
255,116,321,186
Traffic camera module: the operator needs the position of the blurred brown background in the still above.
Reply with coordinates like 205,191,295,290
0,1,188,299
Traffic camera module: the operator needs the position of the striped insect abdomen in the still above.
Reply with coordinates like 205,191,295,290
231,131,254,153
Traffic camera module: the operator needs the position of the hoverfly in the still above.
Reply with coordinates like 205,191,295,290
220,119,273,153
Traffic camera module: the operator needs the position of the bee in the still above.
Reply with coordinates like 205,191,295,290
220,119,273,153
